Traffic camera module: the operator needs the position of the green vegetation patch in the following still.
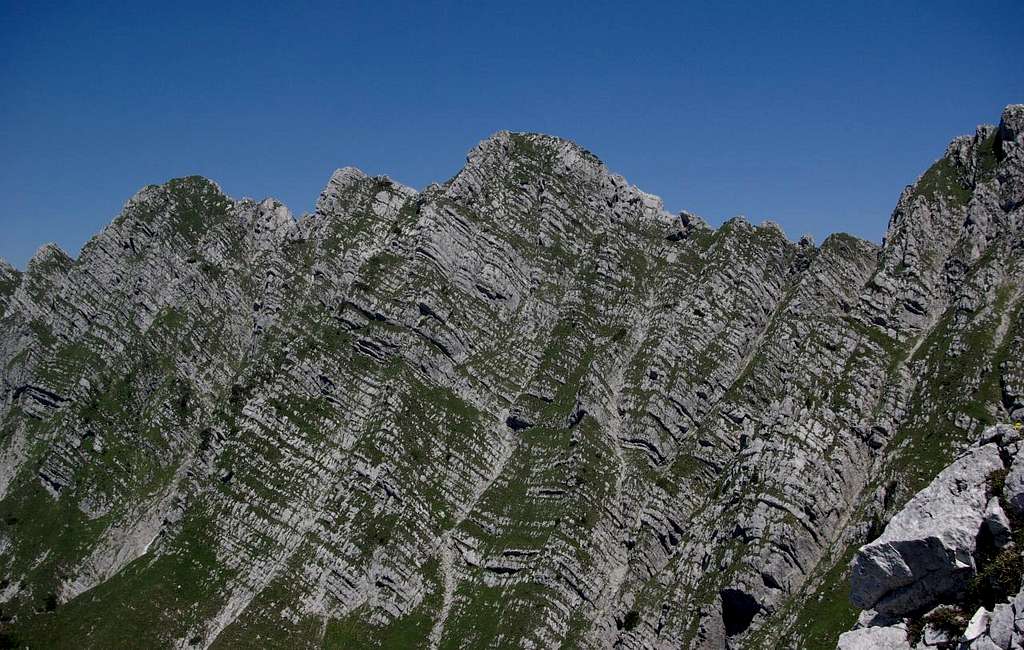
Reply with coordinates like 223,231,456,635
912,156,972,207
324,558,442,649
9,505,233,648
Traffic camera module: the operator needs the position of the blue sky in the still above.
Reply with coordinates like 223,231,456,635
1,0,1022,268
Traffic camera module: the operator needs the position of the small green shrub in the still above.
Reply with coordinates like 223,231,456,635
908,605,970,645
970,546,1024,609
655,475,673,494
923,606,968,635
988,468,1008,498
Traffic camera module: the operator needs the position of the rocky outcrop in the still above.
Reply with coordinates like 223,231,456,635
850,442,1004,614
0,107,1023,649
841,424,1024,649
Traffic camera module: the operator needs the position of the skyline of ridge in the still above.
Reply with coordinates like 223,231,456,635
2,1,1022,268
1,112,1016,270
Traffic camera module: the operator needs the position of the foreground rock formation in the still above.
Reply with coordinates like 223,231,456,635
0,105,1022,648
840,424,1024,649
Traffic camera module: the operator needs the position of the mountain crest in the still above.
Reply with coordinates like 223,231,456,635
26,242,72,273
1,106,1023,649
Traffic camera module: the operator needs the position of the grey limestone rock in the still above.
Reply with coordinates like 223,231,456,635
2,107,1024,648
984,497,1014,549
837,623,913,650
1005,451,1024,516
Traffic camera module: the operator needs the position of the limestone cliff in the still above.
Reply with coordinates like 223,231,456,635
1,106,1023,648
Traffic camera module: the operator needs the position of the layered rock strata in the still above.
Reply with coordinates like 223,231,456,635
0,106,1022,648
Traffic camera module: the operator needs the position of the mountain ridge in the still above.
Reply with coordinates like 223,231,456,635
7,128,872,275
0,105,1021,649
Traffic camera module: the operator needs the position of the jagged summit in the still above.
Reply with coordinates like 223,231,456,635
451,130,671,224
26,242,72,268
315,165,417,218
320,165,370,200
0,105,1022,649
1002,103,1024,134
23,105,1020,284
472,129,608,167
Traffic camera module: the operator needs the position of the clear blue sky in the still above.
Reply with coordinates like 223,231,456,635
1,1,1022,268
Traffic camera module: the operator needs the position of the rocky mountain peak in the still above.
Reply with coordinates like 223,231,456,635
997,104,1024,213
315,166,370,213
314,166,417,225
106,175,236,253
859,109,1024,341
444,130,673,237
1000,103,1024,140
0,260,20,320
25,243,72,277
465,130,606,174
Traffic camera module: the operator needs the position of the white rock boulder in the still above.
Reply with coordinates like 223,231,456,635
836,623,912,650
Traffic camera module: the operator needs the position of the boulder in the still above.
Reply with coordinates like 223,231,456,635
988,602,1014,649
836,624,912,650
921,621,953,647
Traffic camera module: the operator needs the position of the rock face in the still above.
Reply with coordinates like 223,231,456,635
0,106,1023,649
